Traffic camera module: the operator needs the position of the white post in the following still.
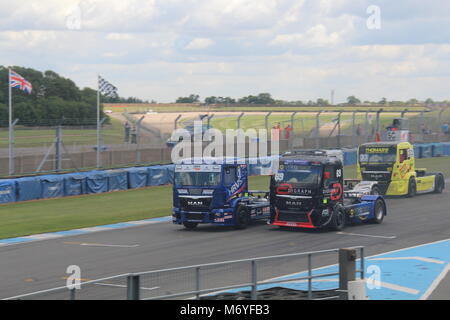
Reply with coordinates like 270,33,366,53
348,280,368,300
8,69,14,176
96,75,101,168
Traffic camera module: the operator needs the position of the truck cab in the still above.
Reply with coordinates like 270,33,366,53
354,142,445,196
270,150,387,230
172,158,270,229
270,151,344,229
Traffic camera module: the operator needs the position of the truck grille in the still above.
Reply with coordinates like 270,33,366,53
180,197,212,212
275,197,314,212
277,210,310,223
362,171,391,181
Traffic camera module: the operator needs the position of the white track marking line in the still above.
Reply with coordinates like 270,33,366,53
420,263,450,300
336,232,397,239
94,283,159,291
64,242,139,248
373,280,420,295
369,257,445,264
79,243,139,248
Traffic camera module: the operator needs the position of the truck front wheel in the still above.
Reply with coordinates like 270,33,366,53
234,205,251,230
407,178,416,197
329,206,346,231
434,174,445,193
370,198,386,224
183,222,198,229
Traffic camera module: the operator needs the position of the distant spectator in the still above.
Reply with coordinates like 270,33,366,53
356,124,362,136
284,124,293,139
441,123,449,135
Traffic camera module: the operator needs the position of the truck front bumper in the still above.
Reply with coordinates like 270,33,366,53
385,180,409,196
172,208,235,226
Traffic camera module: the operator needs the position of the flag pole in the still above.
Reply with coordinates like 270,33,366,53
96,75,101,168
8,68,14,176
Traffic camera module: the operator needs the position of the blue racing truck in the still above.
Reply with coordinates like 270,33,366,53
172,158,271,229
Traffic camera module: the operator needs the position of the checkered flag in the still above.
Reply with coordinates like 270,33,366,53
98,75,118,98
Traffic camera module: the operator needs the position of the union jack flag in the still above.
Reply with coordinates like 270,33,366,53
10,70,33,94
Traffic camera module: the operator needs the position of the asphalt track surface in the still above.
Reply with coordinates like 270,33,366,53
1,188,449,300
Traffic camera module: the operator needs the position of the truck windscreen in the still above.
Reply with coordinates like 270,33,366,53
175,172,221,187
359,146,397,164
275,165,321,185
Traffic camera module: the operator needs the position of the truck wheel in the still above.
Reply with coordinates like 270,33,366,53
434,174,445,193
234,205,251,230
371,186,381,195
183,222,198,229
407,178,416,197
370,198,386,224
330,206,346,231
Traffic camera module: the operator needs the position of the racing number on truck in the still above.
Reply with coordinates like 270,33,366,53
330,183,343,201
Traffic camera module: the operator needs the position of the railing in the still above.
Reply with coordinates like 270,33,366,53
3,247,364,300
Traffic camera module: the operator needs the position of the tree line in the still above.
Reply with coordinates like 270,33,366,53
0,66,149,127
176,93,448,106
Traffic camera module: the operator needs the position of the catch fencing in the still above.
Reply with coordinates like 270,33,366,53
3,247,364,300
2,108,449,177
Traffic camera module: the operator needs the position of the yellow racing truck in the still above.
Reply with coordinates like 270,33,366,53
345,142,445,197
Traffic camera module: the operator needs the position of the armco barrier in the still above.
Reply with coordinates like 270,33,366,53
40,175,65,199
0,180,16,204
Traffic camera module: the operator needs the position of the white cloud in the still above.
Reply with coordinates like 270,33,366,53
184,38,214,50
1,0,450,102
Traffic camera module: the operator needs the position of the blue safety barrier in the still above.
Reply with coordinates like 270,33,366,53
85,171,108,194
343,150,357,166
125,167,148,189
0,179,16,204
414,144,421,158
165,164,175,184
148,165,170,186
15,176,42,202
106,170,128,192
443,142,450,156
3,142,450,204
432,143,444,157
40,175,65,199
64,173,87,196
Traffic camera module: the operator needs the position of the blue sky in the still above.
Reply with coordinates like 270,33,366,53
1,0,450,103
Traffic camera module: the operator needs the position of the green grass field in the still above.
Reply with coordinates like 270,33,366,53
0,118,125,148
209,113,415,135
0,157,448,239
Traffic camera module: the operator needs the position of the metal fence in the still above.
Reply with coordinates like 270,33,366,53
2,107,449,177
3,247,364,301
